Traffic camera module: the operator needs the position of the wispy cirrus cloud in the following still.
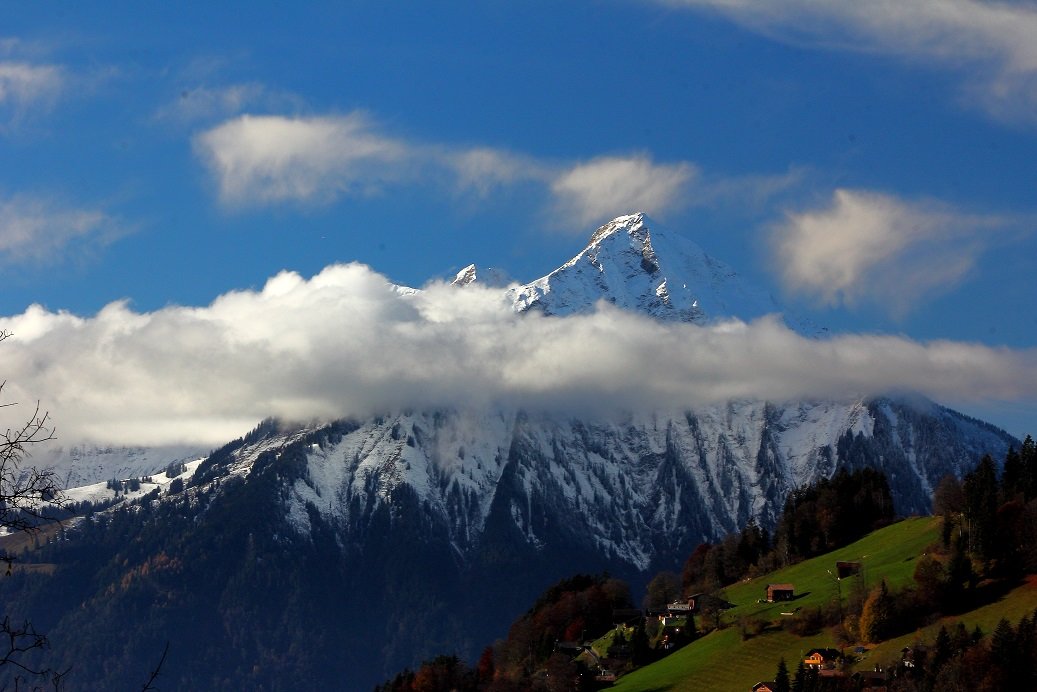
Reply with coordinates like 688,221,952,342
653,0,1037,124
1,261,1035,446
445,147,548,197
0,194,126,265
771,188,1006,315
154,82,304,126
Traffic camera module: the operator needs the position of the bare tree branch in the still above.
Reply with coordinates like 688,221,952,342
0,330,67,690
0,381,63,532
139,642,169,692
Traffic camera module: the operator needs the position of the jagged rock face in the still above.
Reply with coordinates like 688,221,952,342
237,396,1011,575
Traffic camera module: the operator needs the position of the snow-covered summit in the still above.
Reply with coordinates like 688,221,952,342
507,212,791,327
451,263,513,288
452,264,478,287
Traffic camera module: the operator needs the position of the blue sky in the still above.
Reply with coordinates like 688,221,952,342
0,1,1035,444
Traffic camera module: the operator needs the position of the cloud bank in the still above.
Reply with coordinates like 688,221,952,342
1,262,1034,447
655,0,1037,124
771,189,1003,314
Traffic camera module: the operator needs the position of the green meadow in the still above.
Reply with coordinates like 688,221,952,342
610,517,1037,691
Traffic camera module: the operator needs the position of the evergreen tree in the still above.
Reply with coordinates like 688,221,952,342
1022,435,1037,499
791,660,806,692
933,474,964,547
945,538,976,600
951,622,970,653
1002,447,1024,499
931,625,951,669
774,657,790,692
989,618,1017,689
963,455,999,559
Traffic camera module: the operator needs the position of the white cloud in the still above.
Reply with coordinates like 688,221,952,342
0,61,64,121
550,155,697,226
195,114,722,225
195,113,802,227
656,0,1037,123
194,114,411,205
1,262,1034,447
194,114,545,207
771,189,1001,314
0,195,124,265
446,147,549,197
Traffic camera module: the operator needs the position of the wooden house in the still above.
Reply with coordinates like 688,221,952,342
803,647,841,670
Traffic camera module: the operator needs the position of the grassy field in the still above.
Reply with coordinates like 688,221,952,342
722,517,940,621
867,574,1037,664
613,517,944,692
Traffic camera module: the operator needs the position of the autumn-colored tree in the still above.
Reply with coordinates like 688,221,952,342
858,579,894,643
475,646,495,684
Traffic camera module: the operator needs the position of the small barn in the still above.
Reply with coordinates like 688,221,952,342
765,583,795,602
835,561,862,579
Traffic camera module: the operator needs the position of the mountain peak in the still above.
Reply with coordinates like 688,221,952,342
450,264,513,288
508,213,788,326
587,212,647,247
452,264,478,287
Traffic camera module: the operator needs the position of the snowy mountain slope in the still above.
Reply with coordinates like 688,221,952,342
226,396,1004,573
61,458,204,507
26,442,203,489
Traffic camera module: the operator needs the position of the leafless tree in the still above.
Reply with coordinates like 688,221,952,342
0,329,66,690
